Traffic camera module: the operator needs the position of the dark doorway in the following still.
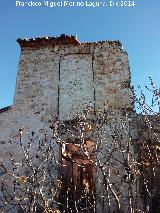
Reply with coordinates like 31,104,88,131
59,141,96,212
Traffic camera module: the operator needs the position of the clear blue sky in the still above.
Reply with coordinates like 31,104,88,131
0,0,160,109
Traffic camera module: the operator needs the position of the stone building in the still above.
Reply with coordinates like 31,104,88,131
0,34,133,140
0,34,145,212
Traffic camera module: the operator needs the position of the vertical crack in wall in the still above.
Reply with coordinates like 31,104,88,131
92,54,96,110
58,58,61,119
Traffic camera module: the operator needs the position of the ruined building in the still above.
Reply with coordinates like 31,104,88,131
0,34,133,140
1,34,157,212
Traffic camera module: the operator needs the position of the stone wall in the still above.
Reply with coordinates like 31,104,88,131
0,34,135,212
0,34,133,142
15,35,133,119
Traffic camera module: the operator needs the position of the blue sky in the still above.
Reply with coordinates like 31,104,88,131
0,0,160,109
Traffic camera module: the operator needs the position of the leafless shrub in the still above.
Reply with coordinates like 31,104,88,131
0,78,160,213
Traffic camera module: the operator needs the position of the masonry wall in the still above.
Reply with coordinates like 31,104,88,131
14,45,59,122
13,37,133,123
0,35,135,212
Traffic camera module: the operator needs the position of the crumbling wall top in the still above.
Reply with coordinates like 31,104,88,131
17,34,122,49
17,34,80,48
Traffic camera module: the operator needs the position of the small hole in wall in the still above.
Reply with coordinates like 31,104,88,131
0,141,5,144
34,111,40,115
